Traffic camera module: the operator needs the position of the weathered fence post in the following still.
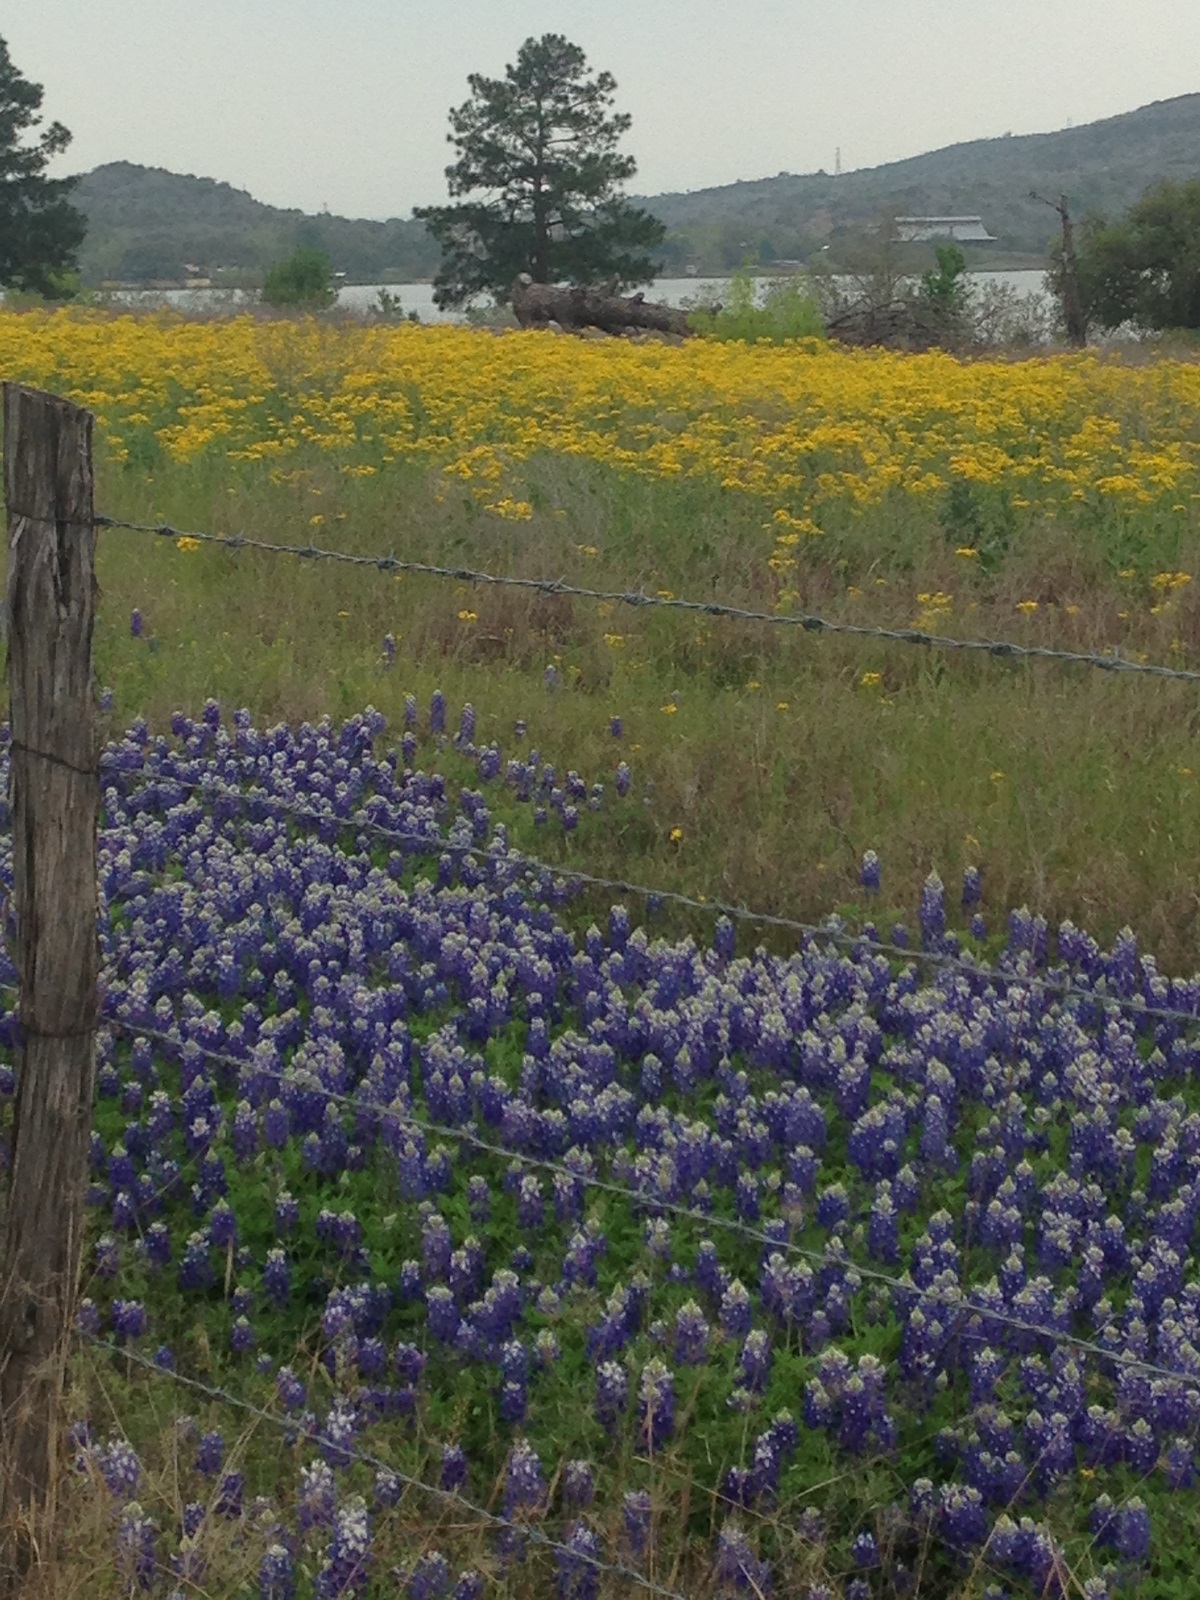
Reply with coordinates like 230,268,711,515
0,385,99,1583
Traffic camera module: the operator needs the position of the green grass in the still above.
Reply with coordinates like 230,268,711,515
12,399,1200,1599
65,435,1200,974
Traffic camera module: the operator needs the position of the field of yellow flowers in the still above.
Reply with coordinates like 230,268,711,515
6,308,1200,964
5,309,1200,528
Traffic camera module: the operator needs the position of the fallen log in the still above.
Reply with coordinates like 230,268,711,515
511,274,696,338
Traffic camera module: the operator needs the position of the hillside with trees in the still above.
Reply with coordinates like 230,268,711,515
72,162,439,285
69,92,1200,285
645,92,1200,271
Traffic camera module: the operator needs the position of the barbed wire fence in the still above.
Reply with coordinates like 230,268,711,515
95,514,1200,683
4,382,1199,1592
99,759,1200,1029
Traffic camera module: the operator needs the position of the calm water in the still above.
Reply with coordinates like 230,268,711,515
104,270,1049,323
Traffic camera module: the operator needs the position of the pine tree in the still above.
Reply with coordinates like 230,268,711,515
415,35,664,308
0,35,86,296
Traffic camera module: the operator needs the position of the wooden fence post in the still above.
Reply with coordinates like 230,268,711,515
0,385,99,1583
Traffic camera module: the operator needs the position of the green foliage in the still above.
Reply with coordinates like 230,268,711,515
415,34,665,307
72,162,441,287
1068,179,1200,331
919,242,970,318
261,245,336,309
651,94,1200,272
690,268,824,343
0,35,86,294
373,287,419,322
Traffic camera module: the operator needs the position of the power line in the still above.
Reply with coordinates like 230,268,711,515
95,515,1200,686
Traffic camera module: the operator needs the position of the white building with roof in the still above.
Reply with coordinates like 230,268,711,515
893,216,997,242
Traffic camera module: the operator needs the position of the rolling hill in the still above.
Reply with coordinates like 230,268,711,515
70,91,1200,285
645,91,1200,270
72,162,439,286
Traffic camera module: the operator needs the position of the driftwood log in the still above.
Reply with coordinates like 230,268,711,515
511,273,695,338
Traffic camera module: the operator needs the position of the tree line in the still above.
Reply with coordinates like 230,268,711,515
5,26,1200,338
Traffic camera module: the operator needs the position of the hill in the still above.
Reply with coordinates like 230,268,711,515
69,93,1200,285
646,93,1200,271
72,162,440,286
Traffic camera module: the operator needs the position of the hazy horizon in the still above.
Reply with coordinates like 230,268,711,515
9,1,1200,221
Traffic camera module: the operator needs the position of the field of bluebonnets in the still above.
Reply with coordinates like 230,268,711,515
7,310,1200,1598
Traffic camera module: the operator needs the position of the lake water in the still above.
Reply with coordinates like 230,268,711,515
102,270,1050,322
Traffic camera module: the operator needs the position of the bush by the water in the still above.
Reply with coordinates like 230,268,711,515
262,245,337,309
689,267,825,342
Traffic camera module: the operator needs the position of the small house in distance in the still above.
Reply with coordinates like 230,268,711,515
893,215,997,242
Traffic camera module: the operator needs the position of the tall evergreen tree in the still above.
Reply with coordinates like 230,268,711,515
0,36,86,296
416,35,664,308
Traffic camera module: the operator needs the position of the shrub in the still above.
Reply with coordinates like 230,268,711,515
262,246,336,310
690,267,824,343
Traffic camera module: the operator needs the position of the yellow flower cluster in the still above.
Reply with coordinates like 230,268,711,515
4,311,1200,524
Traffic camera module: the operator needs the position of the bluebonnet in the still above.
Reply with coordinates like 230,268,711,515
638,1359,676,1449
673,1301,710,1366
562,1459,595,1508
715,1522,771,1592
440,1444,468,1492
408,1552,451,1600
315,1497,372,1598
555,1522,602,1600
595,1362,628,1430
622,1490,651,1555
115,1502,157,1591
194,1430,224,1475
98,1439,142,1499
260,1542,297,1600
503,1440,546,1516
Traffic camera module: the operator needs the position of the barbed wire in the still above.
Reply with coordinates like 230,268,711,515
82,1337,691,1600
95,514,1200,685
101,1015,1200,1397
101,757,1200,1030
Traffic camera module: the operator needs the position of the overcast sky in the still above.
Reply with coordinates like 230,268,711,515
8,1,1199,219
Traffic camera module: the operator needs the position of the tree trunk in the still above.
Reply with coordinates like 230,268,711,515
1058,194,1088,347
511,275,696,337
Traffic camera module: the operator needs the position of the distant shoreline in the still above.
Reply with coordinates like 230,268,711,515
91,253,1048,294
